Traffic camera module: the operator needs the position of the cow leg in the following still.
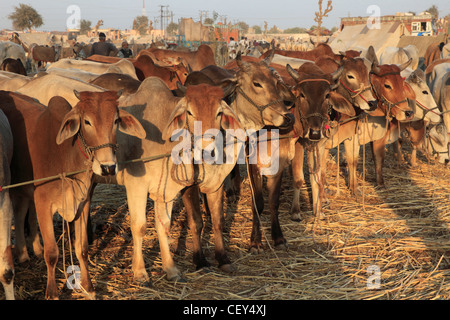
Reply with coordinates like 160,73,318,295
0,190,14,300
266,172,287,249
371,138,387,188
34,196,59,300
125,184,149,283
290,142,305,221
248,163,264,254
154,201,181,282
27,203,43,259
182,185,209,270
344,136,361,199
12,196,31,263
307,144,326,220
73,202,95,299
206,185,235,272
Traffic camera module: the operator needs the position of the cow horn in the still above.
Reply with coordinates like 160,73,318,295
117,89,123,98
286,64,300,81
262,47,275,65
73,90,81,100
371,61,381,75
176,81,187,94
399,58,412,72
331,65,344,81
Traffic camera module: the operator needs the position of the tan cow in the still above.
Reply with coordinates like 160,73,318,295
0,90,145,299
47,58,138,80
16,73,105,106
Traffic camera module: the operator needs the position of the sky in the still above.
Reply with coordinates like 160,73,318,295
1,0,450,32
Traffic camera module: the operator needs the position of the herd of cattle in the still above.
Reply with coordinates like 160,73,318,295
0,33,449,300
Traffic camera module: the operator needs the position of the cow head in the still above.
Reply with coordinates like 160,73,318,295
406,69,442,124
335,57,378,112
424,122,449,164
56,90,146,176
369,60,415,121
162,83,241,148
231,51,296,131
287,63,355,141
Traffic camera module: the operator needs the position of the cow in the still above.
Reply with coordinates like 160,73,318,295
379,45,419,72
0,72,30,91
0,58,27,76
0,109,14,300
132,54,189,89
47,58,138,80
286,62,355,223
424,41,447,68
427,62,450,159
0,41,27,68
0,90,145,299
93,78,242,283
29,44,60,73
45,67,108,82
146,44,216,71
16,73,106,107
90,73,141,95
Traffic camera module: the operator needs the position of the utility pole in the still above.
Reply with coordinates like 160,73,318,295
158,5,170,38
199,10,208,24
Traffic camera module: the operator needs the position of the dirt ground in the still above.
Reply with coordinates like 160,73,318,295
4,143,450,300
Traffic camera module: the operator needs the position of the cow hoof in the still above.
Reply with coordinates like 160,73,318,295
219,263,236,273
290,213,301,221
250,245,264,255
275,242,288,251
133,269,149,283
84,291,96,300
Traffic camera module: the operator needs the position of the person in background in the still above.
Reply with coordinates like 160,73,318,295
118,41,133,58
89,32,117,57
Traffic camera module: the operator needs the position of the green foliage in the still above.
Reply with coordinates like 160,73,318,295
166,22,179,36
8,3,43,31
284,27,308,34
80,19,91,35
426,5,439,18
252,25,262,34
133,15,149,35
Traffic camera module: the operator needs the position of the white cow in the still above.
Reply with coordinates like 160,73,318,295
0,109,14,300
0,41,26,67
47,58,138,80
45,67,110,82
380,45,419,72
16,73,105,106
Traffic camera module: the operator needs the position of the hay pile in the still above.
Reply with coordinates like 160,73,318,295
5,143,450,300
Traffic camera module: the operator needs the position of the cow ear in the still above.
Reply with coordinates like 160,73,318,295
219,101,241,130
118,109,146,139
73,90,81,100
328,91,355,117
56,109,80,145
162,100,188,141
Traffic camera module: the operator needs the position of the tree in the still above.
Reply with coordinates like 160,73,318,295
166,22,178,36
284,27,308,34
133,15,149,35
268,25,281,34
8,3,43,32
80,19,92,35
236,21,249,34
426,5,439,18
252,25,262,34
314,0,333,37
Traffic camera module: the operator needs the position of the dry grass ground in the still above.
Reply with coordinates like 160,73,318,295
5,142,450,300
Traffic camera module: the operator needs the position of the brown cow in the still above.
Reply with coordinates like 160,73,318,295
424,41,447,68
86,54,190,89
283,63,355,223
29,44,59,73
259,42,360,63
0,58,26,76
147,44,216,71
0,90,145,299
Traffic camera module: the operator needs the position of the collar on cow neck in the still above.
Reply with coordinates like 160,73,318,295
76,129,119,160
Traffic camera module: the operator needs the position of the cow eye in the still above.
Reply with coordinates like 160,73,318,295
422,90,428,95
84,120,91,126
325,93,330,99
114,118,121,125
384,84,392,90
300,93,305,98
253,82,263,88
347,74,355,79
186,110,193,116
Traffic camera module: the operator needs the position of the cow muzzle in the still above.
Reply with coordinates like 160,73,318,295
100,163,117,176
